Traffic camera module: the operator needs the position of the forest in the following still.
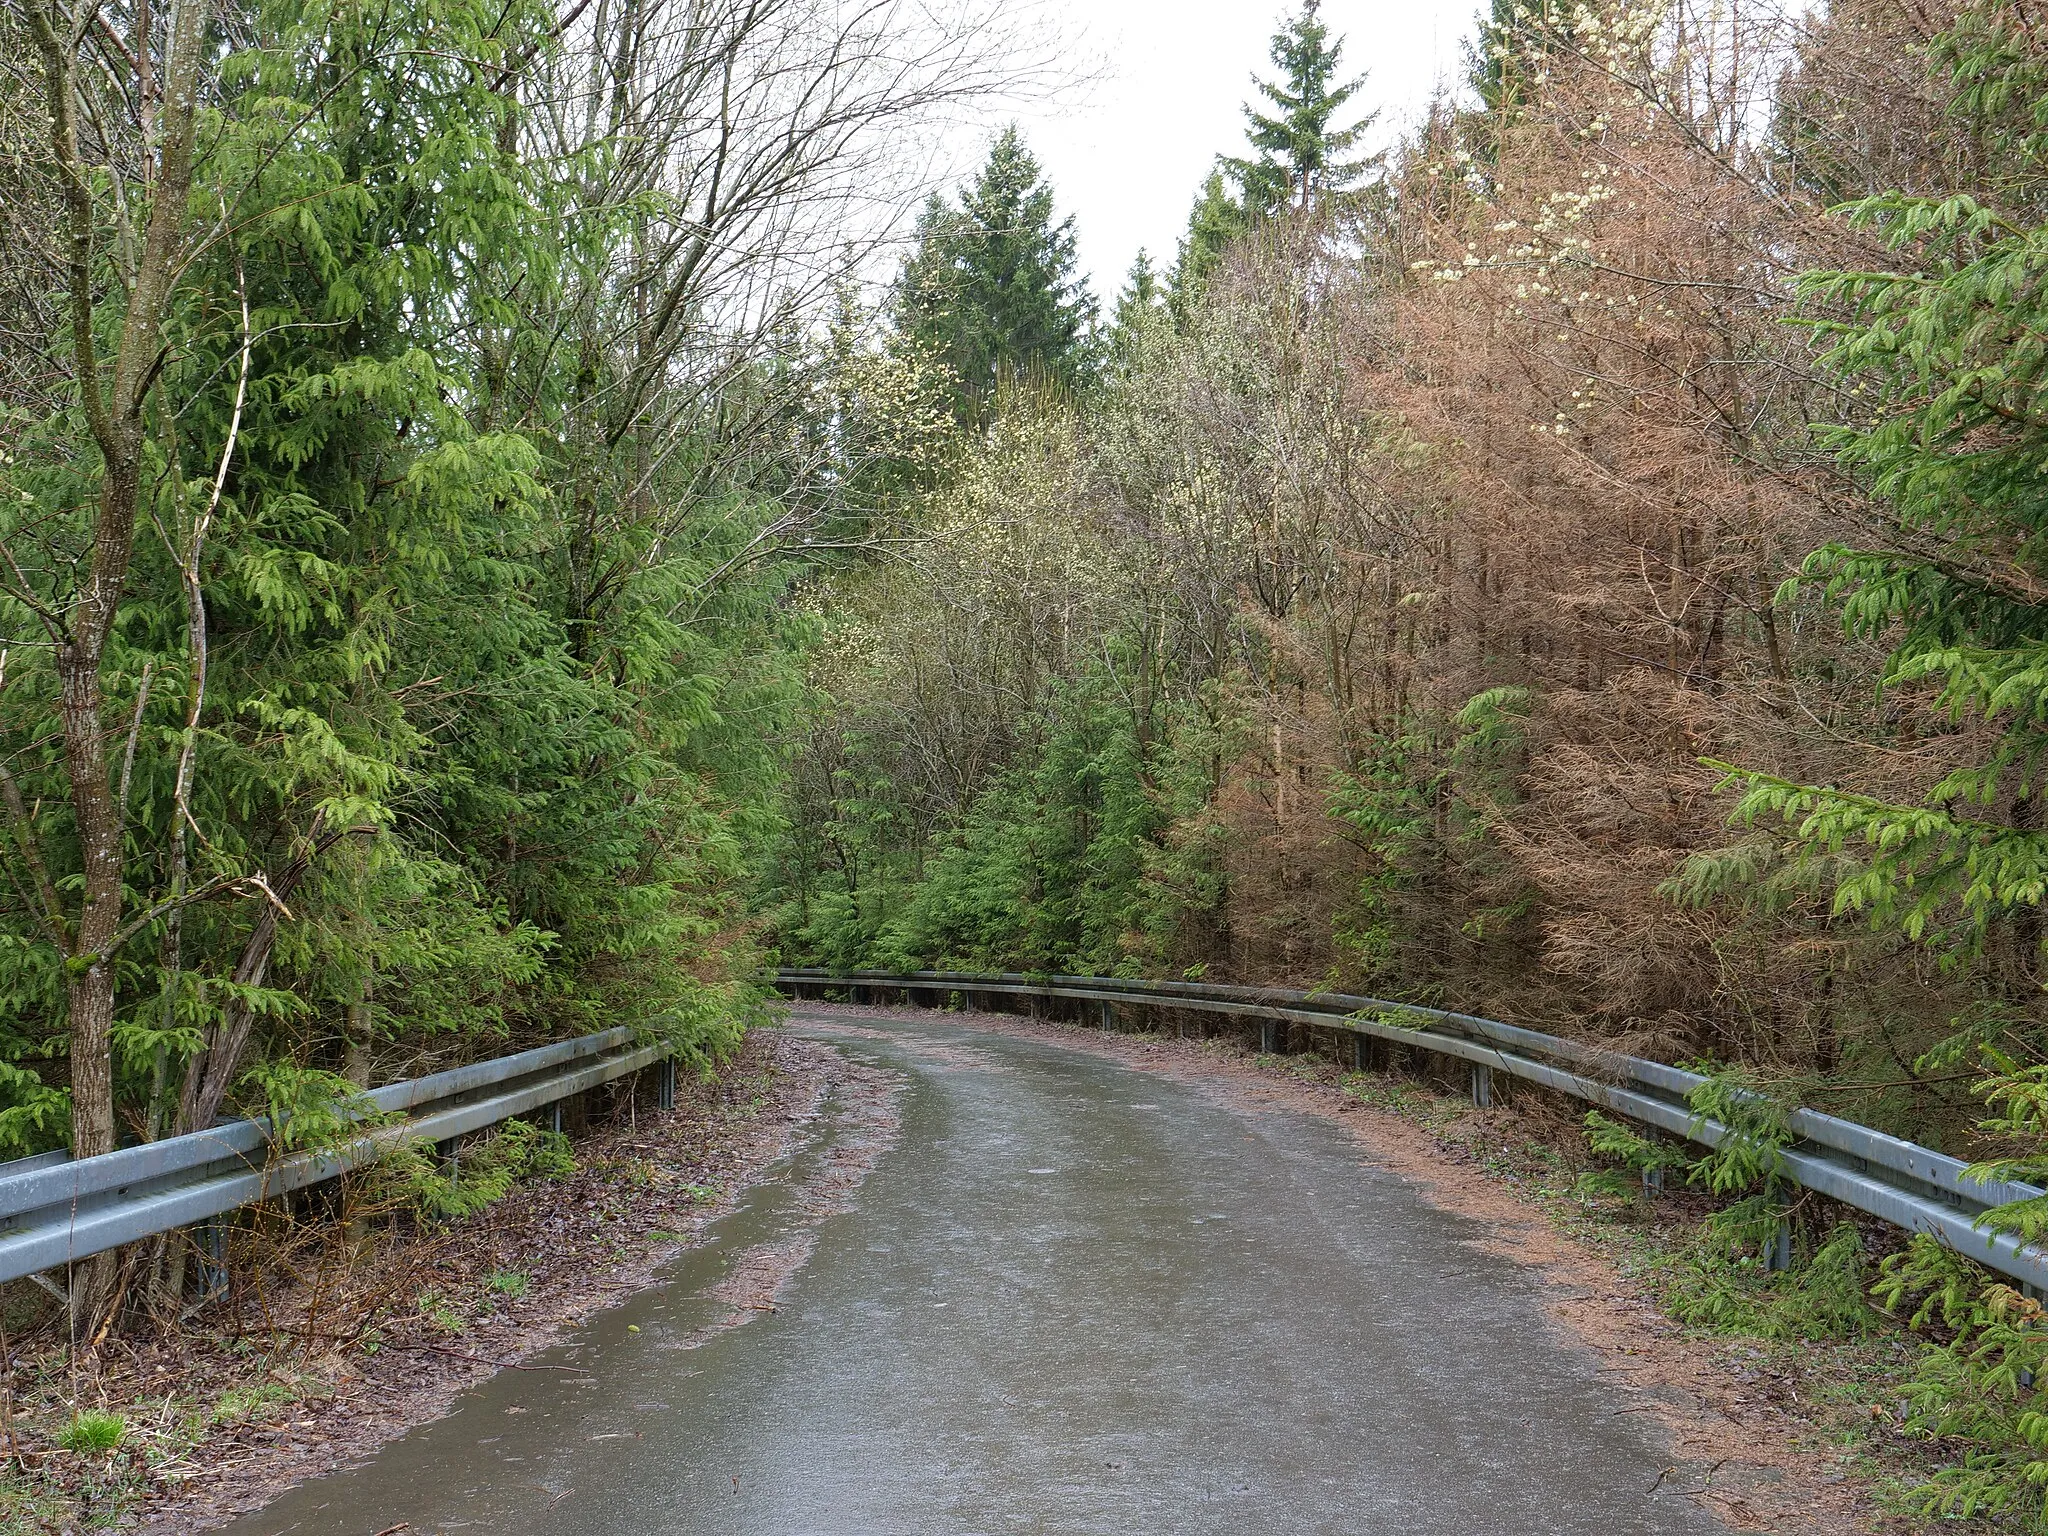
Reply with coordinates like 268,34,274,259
9,0,2048,1511
0,0,1033,1312
766,0,2048,1167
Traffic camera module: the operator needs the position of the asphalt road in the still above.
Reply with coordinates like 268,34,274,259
222,1009,1733,1536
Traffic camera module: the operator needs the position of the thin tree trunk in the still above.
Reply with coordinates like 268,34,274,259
22,0,217,1326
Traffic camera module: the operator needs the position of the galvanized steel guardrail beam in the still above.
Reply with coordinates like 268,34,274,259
777,967,2048,1291
0,1027,669,1287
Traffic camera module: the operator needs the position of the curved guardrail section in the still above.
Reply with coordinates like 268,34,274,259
0,1028,668,1287
777,967,2048,1291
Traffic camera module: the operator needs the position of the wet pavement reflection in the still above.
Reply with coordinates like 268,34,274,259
221,1011,1733,1536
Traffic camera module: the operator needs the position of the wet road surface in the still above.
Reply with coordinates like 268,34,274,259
223,1010,1734,1535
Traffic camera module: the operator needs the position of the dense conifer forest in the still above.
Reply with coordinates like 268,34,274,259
15,0,2048,1513
0,0,1032,1318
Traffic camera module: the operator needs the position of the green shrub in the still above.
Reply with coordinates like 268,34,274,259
1660,1222,1881,1342
1684,1068,1794,1201
1874,1235,2048,1527
1570,1168,1639,1208
1583,1110,1693,1180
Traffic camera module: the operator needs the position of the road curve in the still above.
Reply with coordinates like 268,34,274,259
221,1008,1734,1536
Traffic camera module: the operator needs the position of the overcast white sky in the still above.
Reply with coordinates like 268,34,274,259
966,0,1480,302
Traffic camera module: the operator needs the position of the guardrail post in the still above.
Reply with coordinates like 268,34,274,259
1642,1165,1663,1195
1469,1063,1494,1109
197,1216,229,1302
658,1054,676,1112
1099,1000,1114,1032
1258,1018,1275,1054
1766,1219,1793,1272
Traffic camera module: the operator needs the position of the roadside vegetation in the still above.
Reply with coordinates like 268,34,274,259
0,1036,802,1532
0,0,1020,1517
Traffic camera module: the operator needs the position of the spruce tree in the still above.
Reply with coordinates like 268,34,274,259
1112,251,1161,331
1221,1,1378,215
1168,171,1250,315
1465,0,1566,120
1702,9,2048,976
894,126,1096,424
1106,250,1169,368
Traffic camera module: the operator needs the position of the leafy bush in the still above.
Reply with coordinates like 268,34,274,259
1582,1099,1878,1342
1678,1066,1808,1258
239,1060,387,1152
1660,1222,1880,1342
1570,1168,1640,1208
1584,1110,1693,1180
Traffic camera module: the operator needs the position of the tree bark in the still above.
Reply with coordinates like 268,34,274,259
19,0,216,1325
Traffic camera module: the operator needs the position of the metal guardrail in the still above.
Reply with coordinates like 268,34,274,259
0,1027,671,1287
777,967,2048,1291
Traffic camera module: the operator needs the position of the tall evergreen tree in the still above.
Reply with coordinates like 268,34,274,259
1168,171,1251,315
1221,1,1378,215
1115,249,1161,320
1112,250,1162,331
1465,0,1566,120
1706,10,2048,984
894,126,1095,424
1106,250,1168,370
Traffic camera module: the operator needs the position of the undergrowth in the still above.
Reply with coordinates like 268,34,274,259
1565,1059,2048,1532
1658,1222,1883,1343
1873,1237,2048,1527
370,1118,577,1222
